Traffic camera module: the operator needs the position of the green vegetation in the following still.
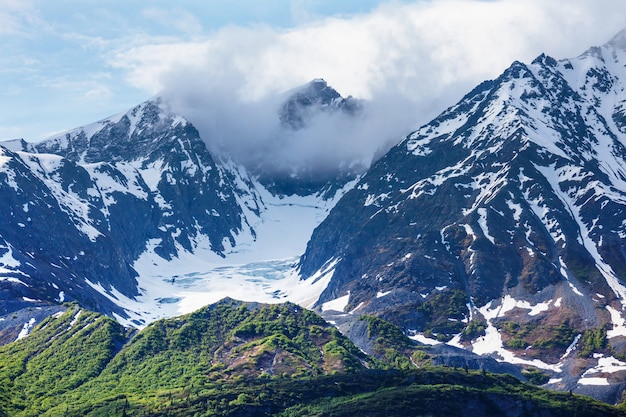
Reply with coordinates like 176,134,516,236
276,369,622,417
0,307,127,415
498,320,577,352
500,322,532,349
417,290,469,341
0,300,372,416
579,327,607,357
0,300,624,416
360,315,422,369
522,367,551,386
463,318,487,341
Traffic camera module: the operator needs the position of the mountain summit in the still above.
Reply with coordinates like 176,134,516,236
0,83,361,328
298,30,626,397
279,78,361,130
4,27,626,403
608,28,626,50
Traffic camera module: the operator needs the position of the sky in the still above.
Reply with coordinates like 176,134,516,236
1,0,626,149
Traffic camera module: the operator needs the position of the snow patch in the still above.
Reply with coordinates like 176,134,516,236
476,208,495,244
584,355,626,375
409,333,441,346
16,318,36,340
321,293,350,312
606,305,626,338
561,334,582,359
69,309,82,328
578,377,610,386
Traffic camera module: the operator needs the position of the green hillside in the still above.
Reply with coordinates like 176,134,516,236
0,299,625,417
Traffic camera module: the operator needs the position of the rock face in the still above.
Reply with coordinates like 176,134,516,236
0,80,363,326
0,99,255,321
279,78,361,131
299,31,626,389
257,78,365,198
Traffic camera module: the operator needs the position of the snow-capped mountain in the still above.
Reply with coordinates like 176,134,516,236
250,78,366,198
279,78,361,130
299,29,626,396
0,81,360,328
6,26,626,402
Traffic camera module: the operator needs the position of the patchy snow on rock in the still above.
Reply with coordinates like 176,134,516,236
68,309,82,329
409,332,441,346
583,355,626,378
321,293,350,312
471,299,562,372
447,333,464,348
606,305,626,338
561,334,582,359
0,277,28,286
16,318,36,341
578,377,610,386
506,199,523,223
538,164,626,303
0,242,21,270
597,356,626,373
498,294,552,317
476,208,495,245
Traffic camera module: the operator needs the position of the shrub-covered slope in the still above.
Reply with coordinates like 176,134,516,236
1,300,625,416
0,299,369,416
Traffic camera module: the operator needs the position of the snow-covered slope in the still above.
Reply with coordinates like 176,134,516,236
0,85,360,329
298,29,626,397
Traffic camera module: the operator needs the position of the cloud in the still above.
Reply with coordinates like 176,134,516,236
141,7,204,36
108,0,626,173
0,0,39,37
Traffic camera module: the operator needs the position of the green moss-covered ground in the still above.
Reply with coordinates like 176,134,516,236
1,300,625,417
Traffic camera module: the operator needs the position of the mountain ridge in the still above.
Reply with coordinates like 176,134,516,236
0,79,363,329
2,299,625,416
4,28,626,405
297,31,626,395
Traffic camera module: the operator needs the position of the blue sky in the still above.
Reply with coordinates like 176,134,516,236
1,0,625,142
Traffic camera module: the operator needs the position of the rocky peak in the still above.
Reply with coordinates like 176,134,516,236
279,78,361,130
297,30,626,398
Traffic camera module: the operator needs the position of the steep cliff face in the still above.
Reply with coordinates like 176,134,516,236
0,100,256,321
299,31,626,389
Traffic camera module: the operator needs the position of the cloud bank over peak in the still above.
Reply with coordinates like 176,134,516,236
109,0,626,173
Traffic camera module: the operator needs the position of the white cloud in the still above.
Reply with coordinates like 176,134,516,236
141,7,204,36
111,0,626,101
104,0,626,173
0,0,39,36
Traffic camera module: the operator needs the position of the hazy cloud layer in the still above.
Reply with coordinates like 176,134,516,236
2,0,625,164
107,0,626,172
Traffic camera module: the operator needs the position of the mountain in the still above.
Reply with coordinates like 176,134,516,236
0,300,368,416
298,29,626,396
6,26,626,406
0,81,360,331
2,300,624,417
279,78,361,130
253,78,366,198
0,98,256,324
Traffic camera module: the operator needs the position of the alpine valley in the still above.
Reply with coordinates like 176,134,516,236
3,28,626,414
